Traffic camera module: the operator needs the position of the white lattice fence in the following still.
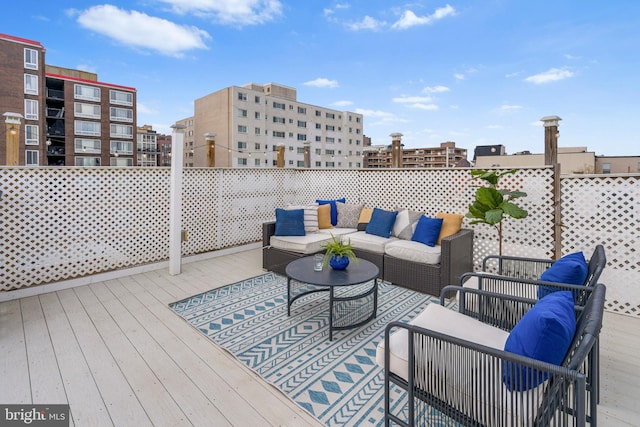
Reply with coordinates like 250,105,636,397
562,175,640,316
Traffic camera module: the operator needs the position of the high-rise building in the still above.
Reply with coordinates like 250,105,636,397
364,141,468,168
176,83,364,168
0,33,137,167
157,133,172,166
137,125,159,167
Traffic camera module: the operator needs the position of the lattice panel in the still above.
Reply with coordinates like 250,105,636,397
561,175,640,316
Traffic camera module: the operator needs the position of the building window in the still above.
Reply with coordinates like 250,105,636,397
110,157,133,166
297,134,306,141
237,125,247,133
24,74,38,95
298,107,306,114
238,158,248,166
315,123,321,129
273,131,285,138
325,149,335,155
25,125,39,145
110,140,133,155
255,112,261,119
297,147,305,154
315,148,321,155
237,141,247,149
273,116,285,124
25,150,39,166
238,92,247,101
602,163,611,174
75,120,100,136
110,90,133,106
289,160,294,165
74,84,100,101
110,107,133,122
237,108,248,117
75,156,101,166
255,143,261,150
254,95,261,103
326,112,335,119
75,102,101,119
325,161,335,167
297,121,306,128
24,99,38,120
326,137,335,143
273,102,285,110
315,110,321,117
297,160,305,167
315,161,321,167
255,158,261,166
110,124,133,139
24,48,38,70
255,127,261,135
75,138,101,154
315,136,321,142
326,125,335,131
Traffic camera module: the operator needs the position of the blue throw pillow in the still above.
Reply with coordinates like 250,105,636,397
538,252,588,299
274,208,305,236
365,208,398,238
411,216,444,247
316,198,346,226
503,291,576,391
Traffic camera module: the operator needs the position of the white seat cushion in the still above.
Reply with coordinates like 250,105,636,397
342,231,397,254
269,233,332,254
384,239,441,265
316,227,358,237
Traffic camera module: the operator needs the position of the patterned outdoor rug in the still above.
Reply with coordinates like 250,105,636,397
169,272,450,426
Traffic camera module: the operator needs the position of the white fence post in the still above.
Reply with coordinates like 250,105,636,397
169,124,186,275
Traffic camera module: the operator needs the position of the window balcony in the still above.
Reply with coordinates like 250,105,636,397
0,166,638,425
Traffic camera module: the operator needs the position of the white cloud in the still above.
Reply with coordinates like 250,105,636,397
564,54,581,60
76,63,97,74
423,85,449,94
392,96,433,103
346,15,386,31
524,68,574,84
76,5,210,57
355,108,409,125
391,4,455,30
303,78,339,88
408,103,439,110
137,102,159,115
158,0,282,25
331,100,353,107
454,73,465,80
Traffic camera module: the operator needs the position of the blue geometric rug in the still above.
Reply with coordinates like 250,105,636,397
169,272,448,426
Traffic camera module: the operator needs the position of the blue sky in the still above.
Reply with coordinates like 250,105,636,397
5,1,640,156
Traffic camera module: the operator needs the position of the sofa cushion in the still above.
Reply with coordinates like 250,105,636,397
411,216,443,247
317,227,358,237
269,233,332,254
286,204,319,233
538,252,588,299
336,202,363,228
274,208,305,236
365,208,398,238
436,212,463,244
503,291,576,391
384,239,441,265
345,231,398,254
392,208,424,240
316,198,345,226
357,207,374,231
317,204,333,229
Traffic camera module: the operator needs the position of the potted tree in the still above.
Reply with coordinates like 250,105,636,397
321,234,358,270
466,169,528,255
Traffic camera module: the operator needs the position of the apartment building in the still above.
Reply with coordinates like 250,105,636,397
364,141,468,168
0,33,137,167
137,125,159,167
157,133,172,166
177,83,364,168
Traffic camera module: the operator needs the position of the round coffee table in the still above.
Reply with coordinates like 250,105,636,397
285,256,379,340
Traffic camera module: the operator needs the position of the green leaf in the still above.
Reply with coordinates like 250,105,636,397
501,202,528,219
508,191,528,199
475,187,503,208
484,209,504,224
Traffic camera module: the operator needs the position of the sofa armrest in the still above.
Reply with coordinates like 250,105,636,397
440,228,474,288
262,221,276,247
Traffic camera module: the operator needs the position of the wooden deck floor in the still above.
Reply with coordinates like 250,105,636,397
1,248,639,426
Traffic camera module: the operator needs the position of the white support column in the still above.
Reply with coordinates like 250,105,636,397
169,124,186,275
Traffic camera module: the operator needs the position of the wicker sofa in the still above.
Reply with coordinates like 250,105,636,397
377,281,607,426
262,221,474,297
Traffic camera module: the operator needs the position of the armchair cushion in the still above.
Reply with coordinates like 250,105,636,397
436,212,464,244
274,208,305,236
538,252,588,299
503,291,576,391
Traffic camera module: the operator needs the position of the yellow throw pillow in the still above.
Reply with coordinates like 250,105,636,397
318,203,333,229
436,212,463,244
357,207,374,231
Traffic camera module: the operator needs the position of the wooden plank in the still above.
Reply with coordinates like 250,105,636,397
38,292,112,426
85,281,233,427
20,296,67,404
0,299,31,404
